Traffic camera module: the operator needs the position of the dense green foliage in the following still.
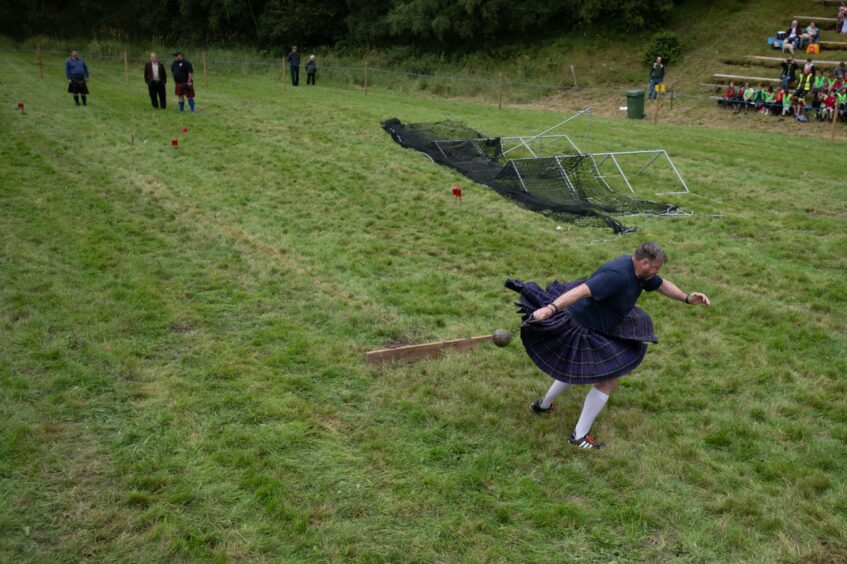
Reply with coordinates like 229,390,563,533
1,49,846,562
642,30,684,64
1,0,680,48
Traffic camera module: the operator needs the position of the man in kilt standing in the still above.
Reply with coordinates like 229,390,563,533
65,50,89,106
506,243,710,449
171,51,196,112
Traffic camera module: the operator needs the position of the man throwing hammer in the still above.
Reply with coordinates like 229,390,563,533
506,242,710,449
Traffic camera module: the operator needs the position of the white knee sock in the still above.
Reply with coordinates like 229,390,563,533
573,388,609,438
540,380,571,409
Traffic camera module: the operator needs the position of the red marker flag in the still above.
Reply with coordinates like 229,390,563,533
171,139,179,147
452,184,462,203
18,102,24,110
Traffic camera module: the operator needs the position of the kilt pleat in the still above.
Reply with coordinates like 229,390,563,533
505,278,657,384
67,79,89,94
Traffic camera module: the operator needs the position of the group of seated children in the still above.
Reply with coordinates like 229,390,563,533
719,60,847,122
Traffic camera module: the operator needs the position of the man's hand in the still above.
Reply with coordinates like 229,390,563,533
532,305,556,321
687,292,711,306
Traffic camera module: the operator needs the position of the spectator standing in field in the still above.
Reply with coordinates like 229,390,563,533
836,62,847,81
780,56,798,90
508,242,710,450
287,46,301,86
171,52,196,112
65,49,89,106
305,55,317,85
143,52,167,109
648,56,665,100
839,3,847,34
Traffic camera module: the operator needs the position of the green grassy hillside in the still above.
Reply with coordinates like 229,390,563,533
1,45,846,562
10,0,846,134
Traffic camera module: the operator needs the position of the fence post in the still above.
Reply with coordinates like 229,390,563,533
202,51,208,89
498,73,503,109
570,65,578,89
364,62,368,95
37,43,44,80
653,90,661,125
831,102,839,143
123,51,128,85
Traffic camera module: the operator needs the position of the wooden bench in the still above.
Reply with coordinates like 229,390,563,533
713,73,781,85
820,41,847,50
788,16,838,30
745,56,843,68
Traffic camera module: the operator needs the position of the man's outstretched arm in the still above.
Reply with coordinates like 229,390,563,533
657,279,710,306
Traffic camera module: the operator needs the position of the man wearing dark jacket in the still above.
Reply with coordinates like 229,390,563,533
144,52,167,109
171,51,196,112
648,56,665,100
780,57,798,90
287,46,301,86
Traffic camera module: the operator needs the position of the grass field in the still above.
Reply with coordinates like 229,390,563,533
1,50,846,562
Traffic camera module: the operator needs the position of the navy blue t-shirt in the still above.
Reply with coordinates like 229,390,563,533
568,255,663,334
171,60,193,83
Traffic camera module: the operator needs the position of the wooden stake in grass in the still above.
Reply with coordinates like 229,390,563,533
364,62,368,96
123,51,128,85
37,43,43,80
831,101,839,143
570,65,578,89
670,84,674,110
202,51,208,89
653,89,661,125
365,335,494,365
498,73,503,109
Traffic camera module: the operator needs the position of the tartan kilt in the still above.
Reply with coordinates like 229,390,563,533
505,278,657,384
67,79,89,94
175,82,195,98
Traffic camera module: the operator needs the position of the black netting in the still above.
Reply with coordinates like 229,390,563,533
382,118,680,234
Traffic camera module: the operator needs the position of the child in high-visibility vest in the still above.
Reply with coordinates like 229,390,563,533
761,86,775,114
782,91,794,116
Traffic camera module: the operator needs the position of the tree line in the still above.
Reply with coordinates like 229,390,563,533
1,0,679,50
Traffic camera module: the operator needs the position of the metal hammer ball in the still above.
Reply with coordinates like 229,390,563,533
492,329,513,347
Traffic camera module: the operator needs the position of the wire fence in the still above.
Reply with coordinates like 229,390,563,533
0,45,695,101
6,45,846,140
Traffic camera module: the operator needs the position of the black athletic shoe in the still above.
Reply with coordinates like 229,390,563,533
569,432,606,449
530,399,555,413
